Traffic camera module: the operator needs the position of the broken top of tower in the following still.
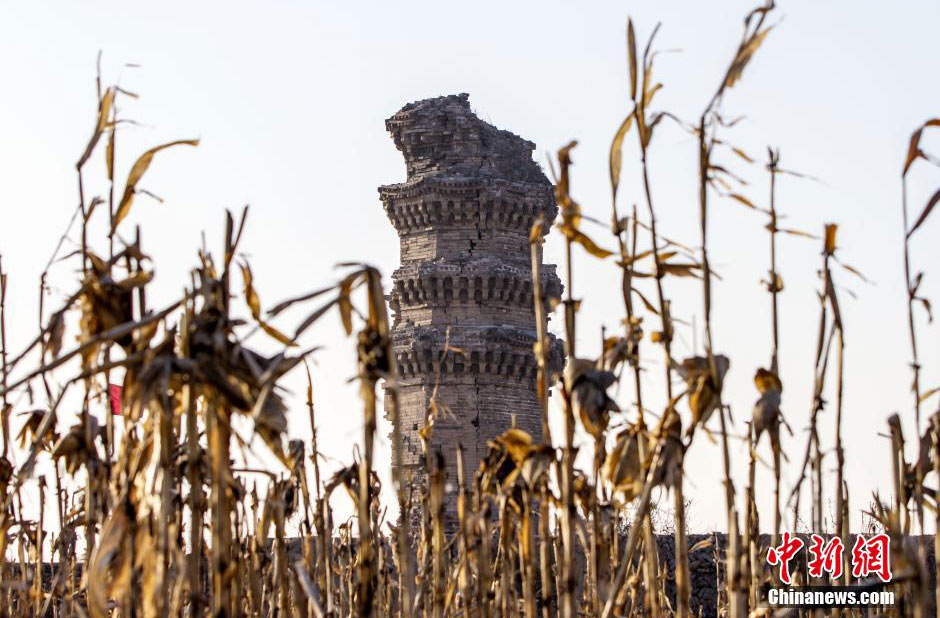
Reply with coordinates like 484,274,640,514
384,93,550,185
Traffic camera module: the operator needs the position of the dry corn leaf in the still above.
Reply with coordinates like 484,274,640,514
494,428,535,467
240,261,294,346
689,537,714,553
776,227,817,239
627,18,638,100
292,304,339,353
633,288,659,315
268,284,334,318
562,225,614,258
724,26,773,90
655,250,678,263
907,187,940,238
105,126,116,181
52,419,97,474
729,193,759,210
603,426,644,500
918,297,933,323
731,146,754,163
112,139,199,233
77,87,115,169
903,119,940,175
556,141,578,207
920,387,940,403
710,164,749,187
618,248,655,268
639,53,651,118
642,22,662,65
609,114,634,203
15,409,56,450
88,503,131,618
660,262,702,278
642,82,662,109
45,311,66,360
835,258,871,284
363,265,389,335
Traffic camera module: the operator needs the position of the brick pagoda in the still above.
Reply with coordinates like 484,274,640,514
379,93,562,489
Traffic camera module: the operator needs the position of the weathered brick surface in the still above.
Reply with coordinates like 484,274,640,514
380,93,562,492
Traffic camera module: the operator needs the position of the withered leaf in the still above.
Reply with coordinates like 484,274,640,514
724,26,774,90
617,248,655,268
904,120,940,176
729,193,759,210
561,225,614,259
105,126,115,181
494,428,535,466
920,387,940,403
337,275,355,336
655,250,678,263
112,139,199,233
239,261,294,346
88,505,131,618
633,288,659,315
642,82,662,110
642,111,665,148
16,409,56,450
45,311,66,360
918,297,933,323
268,284,334,317
904,128,925,177
77,87,115,169
292,299,339,341
603,426,645,500
609,114,634,203
835,259,871,284
627,18,638,100
689,537,714,553
776,227,817,239
709,164,749,187
907,187,940,238
731,146,754,163
660,262,702,278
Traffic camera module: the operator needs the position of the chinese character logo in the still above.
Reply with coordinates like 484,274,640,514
807,534,844,579
766,532,804,585
766,533,892,584
851,533,892,583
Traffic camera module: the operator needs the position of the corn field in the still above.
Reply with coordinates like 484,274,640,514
1,2,940,617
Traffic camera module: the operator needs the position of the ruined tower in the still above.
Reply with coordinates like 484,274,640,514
379,93,562,486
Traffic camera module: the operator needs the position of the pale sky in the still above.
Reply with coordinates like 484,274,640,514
1,1,939,534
